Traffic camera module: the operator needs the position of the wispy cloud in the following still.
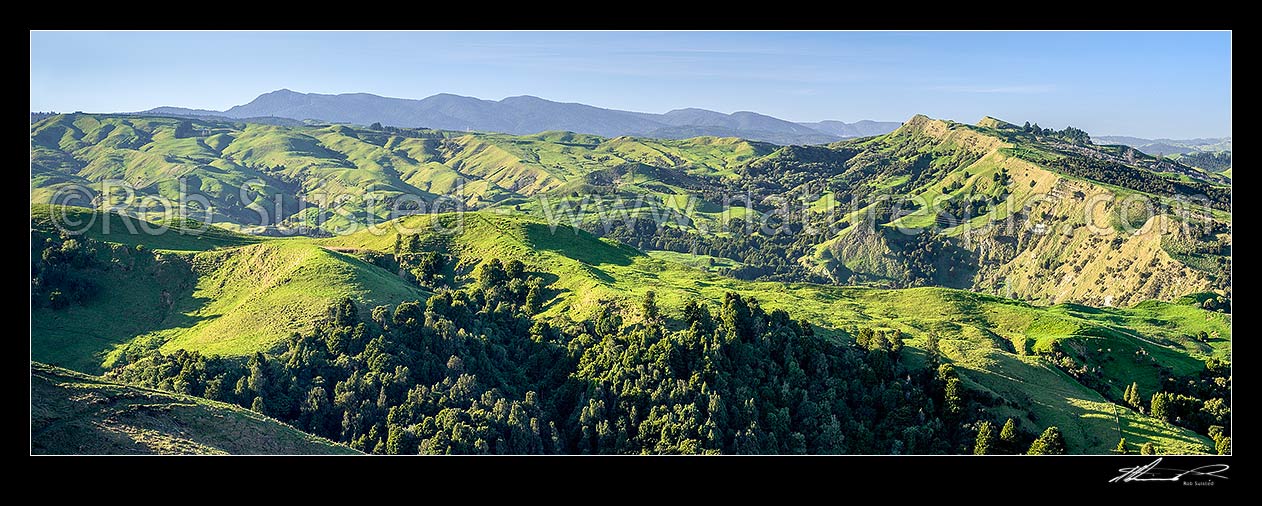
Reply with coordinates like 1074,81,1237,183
928,84,1056,94
614,48,801,57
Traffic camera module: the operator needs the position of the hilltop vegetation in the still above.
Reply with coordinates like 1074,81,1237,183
32,362,354,455
1172,151,1232,173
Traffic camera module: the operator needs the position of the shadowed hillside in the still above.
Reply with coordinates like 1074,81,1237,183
32,362,356,455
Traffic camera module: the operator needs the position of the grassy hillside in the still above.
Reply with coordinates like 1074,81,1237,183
31,113,1229,308
807,115,1230,307
31,113,765,234
31,112,1229,455
31,206,425,372
32,362,356,455
32,205,1223,453
318,210,1225,454
32,203,259,253
151,241,426,358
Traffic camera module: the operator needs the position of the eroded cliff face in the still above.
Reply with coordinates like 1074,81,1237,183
822,117,1226,307
965,170,1216,307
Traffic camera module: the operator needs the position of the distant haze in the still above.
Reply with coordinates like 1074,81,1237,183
29,31,1231,139
141,89,902,145
1094,136,1233,157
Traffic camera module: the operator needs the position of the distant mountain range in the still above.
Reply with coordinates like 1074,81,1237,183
1095,135,1232,157
140,89,900,145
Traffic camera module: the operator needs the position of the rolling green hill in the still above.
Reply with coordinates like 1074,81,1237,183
30,113,763,234
318,210,1224,453
32,203,259,252
32,362,356,455
32,206,425,372
31,113,1229,309
31,112,1230,455
33,204,1225,453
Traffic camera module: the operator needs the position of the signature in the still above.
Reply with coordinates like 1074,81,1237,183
1110,458,1230,483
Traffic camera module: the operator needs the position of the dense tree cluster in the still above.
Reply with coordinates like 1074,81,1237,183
936,185,1007,229
30,111,58,123
600,218,831,283
1020,122,1091,145
107,261,1051,454
31,233,103,309
358,234,459,290
1177,151,1232,173
1147,357,1231,442
1016,153,1230,211
583,135,984,286
887,230,976,288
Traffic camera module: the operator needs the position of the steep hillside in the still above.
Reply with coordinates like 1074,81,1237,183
31,113,1230,308
318,211,1224,453
803,116,1230,307
33,204,1226,453
32,362,355,455
31,206,425,371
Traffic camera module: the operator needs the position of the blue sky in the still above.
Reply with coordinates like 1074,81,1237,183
30,31,1231,138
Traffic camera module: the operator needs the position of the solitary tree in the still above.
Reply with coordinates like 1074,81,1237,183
1140,442,1156,455
1027,426,1067,455
943,376,964,417
925,333,942,372
999,418,1019,453
974,421,997,455
1115,438,1128,454
525,284,544,314
642,290,659,322
1150,392,1172,422
1216,437,1231,455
